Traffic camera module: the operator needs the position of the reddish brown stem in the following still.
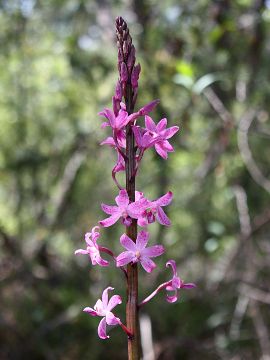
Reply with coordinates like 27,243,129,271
125,87,140,359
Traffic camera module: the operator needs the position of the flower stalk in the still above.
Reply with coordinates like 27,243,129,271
74,16,195,360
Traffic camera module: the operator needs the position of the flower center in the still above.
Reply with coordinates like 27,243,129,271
135,251,141,259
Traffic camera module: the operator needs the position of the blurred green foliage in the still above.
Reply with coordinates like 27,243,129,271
0,1,270,359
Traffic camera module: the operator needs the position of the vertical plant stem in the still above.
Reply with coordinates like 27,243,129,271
125,85,140,360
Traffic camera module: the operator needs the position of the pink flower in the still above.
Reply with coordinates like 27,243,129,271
116,230,164,273
83,287,122,339
75,226,109,267
132,125,157,150
99,189,149,227
99,105,131,132
165,260,196,303
145,116,179,159
138,191,173,227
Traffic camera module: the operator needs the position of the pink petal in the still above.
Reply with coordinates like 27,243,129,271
107,295,122,311
155,191,173,207
156,118,167,132
161,140,174,152
101,204,119,215
140,257,156,273
154,143,168,159
74,249,89,255
98,317,109,339
100,137,115,146
83,307,97,316
99,214,121,227
116,251,136,267
182,283,196,289
102,287,114,307
128,198,149,218
166,290,178,303
156,207,171,226
115,189,129,208
100,108,115,128
166,260,177,277
143,245,164,258
137,216,148,227
96,256,109,267
145,115,156,132
101,122,109,129
106,311,120,326
139,99,159,116
120,234,137,252
136,230,149,250
163,126,179,139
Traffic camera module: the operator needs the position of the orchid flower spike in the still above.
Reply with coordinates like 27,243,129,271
83,287,122,339
75,226,109,267
116,230,164,273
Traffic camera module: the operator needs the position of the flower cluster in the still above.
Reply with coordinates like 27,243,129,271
75,16,195,341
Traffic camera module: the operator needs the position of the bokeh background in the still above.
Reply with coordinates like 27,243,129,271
1,0,270,359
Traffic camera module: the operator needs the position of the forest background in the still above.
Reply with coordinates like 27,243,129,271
1,0,270,359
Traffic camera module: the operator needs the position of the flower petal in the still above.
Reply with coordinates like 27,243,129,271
156,207,171,226
155,191,173,207
143,245,164,258
140,256,156,273
115,189,129,208
166,290,178,303
156,118,167,132
106,311,120,326
166,260,177,277
107,295,122,311
163,126,179,139
101,204,119,215
136,230,149,250
161,140,174,152
100,136,115,146
98,317,109,339
74,249,89,255
182,283,196,289
116,251,135,267
145,115,156,132
83,307,97,316
96,256,109,267
120,234,137,252
154,143,168,159
102,287,114,307
99,214,121,227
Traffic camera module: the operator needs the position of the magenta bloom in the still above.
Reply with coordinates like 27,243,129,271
138,191,173,227
145,116,179,159
99,104,131,132
99,189,149,227
83,287,122,339
116,230,164,273
165,260,196,303
75,226,109,267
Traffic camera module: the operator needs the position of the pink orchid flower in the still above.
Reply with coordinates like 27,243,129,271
99,104,131,132
75,226,109,267
99,189,149,227
116,230,164,273
83,287,122,339
138,191,173,227
144,116,179,159
165,260,196,303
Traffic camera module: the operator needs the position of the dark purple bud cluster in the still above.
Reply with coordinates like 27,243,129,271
115,16,141,113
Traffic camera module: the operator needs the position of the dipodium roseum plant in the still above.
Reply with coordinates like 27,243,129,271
75,17,195,359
